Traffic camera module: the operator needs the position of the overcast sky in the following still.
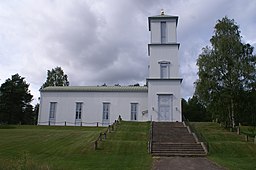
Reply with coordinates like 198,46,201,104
0,0,256,105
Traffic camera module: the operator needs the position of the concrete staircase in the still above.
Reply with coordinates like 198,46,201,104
151,122,207,157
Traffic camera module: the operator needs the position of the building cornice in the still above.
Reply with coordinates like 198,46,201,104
41,86,148,93
146,78,183,83
148,43,180,56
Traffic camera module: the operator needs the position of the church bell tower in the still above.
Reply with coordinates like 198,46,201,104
147,10,182,122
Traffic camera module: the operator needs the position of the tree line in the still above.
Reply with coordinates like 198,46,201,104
0,67,69,125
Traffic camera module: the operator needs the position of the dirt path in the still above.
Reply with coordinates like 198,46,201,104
153,157,226,170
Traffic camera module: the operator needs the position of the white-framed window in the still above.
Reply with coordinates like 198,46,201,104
131,103,138,121
159,61,170,78
49,102,57,119
75,102,83,120
103,103,110,120
161,21,167,44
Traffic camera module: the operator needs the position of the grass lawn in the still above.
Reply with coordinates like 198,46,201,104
192,122,256,170
240,126,256,140
0,122,152,170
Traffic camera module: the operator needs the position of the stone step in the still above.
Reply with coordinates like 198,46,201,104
153,149,205,153
153,134,194,137
152,147,205,150
153,145,202,148
153,147,204,152
153,137,195,140
152,137,196,143
152,144,205,154
153,144,203,149
152,149,205,153
152,152,207,157
153,122,184,128
153,136,195,139
153,129,190,135
153,127,188,131
153,126,187,129
150,122,207,157
153,134,193,138
152,140,196,143
153,131,190,135
153,146,204,151
153,133,194,137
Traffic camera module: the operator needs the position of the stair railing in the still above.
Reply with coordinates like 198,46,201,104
183,116,209,153
94,116,122,150
148,121,153,153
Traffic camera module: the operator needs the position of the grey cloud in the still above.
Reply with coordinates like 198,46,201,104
0,0,255,104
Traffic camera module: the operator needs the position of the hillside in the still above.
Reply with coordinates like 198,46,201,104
0,122,151,170
192,122,256,170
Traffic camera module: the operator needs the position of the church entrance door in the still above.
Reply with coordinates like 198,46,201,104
158,95,172,121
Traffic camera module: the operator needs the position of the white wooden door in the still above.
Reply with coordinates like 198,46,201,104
158,95,171,121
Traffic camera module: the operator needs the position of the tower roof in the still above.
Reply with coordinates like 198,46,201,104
149,14,178,18
148,13,178,31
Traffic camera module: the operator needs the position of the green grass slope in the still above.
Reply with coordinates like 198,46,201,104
192,122,256,170
96,121,152,170
0,122,151,170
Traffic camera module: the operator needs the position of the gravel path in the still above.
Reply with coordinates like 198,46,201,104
153,157,226,170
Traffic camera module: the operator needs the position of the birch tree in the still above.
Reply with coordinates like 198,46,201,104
195,17,256,128
41,67,69,89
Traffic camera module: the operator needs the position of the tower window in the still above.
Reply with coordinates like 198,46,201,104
159,61,170,78
161,22,167,43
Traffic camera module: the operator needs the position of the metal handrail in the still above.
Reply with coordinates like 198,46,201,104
148,121,153,153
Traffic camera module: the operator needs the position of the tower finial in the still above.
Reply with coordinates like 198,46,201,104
160,9,164,15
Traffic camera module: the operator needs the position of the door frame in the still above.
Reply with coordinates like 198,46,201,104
157,94,173,122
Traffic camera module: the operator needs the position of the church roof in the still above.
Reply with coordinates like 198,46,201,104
41,86,148,93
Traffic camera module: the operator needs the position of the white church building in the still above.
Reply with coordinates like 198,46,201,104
38,11,182,126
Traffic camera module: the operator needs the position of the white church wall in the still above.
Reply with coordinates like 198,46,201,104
167,21,177,43
38,91,148,126
151,22,161,43
148,45,179,78
150,19,177,44
148,80,182,122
